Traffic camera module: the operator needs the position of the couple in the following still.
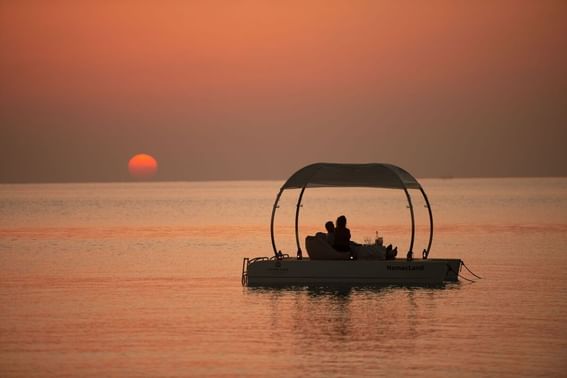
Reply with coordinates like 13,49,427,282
324,215,353,253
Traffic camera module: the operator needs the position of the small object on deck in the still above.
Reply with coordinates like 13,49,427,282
375,231,383,246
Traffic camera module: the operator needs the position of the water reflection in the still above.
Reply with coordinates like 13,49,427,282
245,284,459,361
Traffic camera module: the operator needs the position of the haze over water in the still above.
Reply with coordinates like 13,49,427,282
1,178,566,377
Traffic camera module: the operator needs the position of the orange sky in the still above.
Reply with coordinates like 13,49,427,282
1,1,566,182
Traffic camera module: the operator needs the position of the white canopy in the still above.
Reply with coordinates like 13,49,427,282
281,163,422,190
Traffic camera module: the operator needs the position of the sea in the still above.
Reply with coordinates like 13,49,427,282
1,178,566,377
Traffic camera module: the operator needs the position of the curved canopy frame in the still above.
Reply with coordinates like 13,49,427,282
270,163,434,259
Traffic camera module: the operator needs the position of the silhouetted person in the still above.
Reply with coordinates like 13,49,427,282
325,221,335,245
333,215,351,252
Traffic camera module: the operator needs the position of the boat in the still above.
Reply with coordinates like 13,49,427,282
242,163,463,286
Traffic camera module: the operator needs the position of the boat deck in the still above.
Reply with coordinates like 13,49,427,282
242,257,462,286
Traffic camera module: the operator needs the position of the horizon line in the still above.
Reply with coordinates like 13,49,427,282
1,175,566,185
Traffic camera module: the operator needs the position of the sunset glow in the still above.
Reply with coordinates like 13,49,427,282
0,1,566,182
128,154,158,180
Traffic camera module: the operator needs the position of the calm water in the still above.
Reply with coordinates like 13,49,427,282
1,178,566,377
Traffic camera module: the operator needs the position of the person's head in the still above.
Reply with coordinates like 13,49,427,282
336,215,347,228
325,221,335,233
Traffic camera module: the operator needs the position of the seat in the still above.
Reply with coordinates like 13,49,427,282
305,235,350,260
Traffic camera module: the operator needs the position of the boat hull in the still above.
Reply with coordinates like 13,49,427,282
244,258,462,286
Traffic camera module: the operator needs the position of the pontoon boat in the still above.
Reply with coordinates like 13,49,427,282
242,163,463,286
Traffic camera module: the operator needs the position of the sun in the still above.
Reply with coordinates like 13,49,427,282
128,153,158,180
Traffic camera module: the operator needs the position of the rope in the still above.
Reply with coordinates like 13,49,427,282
461,261,483,279
447,263,475,283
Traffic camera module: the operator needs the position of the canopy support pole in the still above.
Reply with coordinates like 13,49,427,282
402,187,415,257
294,186,307,258
270,188,284,257
420,187,433,258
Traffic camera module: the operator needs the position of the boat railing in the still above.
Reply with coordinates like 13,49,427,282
241,257,249,286
241,257,269,286
242,255,292,286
